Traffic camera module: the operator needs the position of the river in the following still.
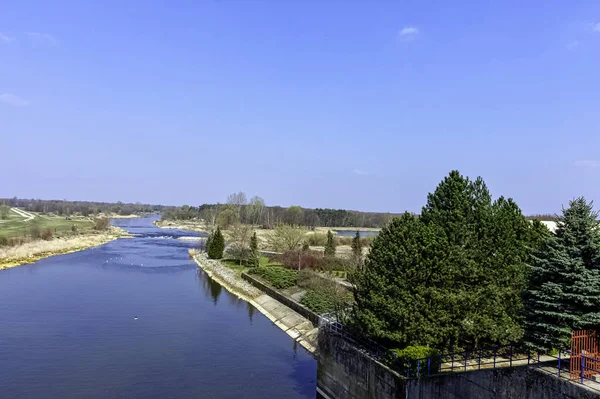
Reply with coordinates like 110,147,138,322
0,217,316,398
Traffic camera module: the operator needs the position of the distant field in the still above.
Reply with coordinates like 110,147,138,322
0,209,95,238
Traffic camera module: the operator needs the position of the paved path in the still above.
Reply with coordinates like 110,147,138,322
251,294,318,353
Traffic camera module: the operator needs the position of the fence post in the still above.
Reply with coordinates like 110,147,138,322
558,351,561,378
527,349,530,366
451,354,454,372
407,361,411,379
493,347,497,369
509,344,513,368
581,355,585,384
537,352,540,368
478,350,481,370
427,357,431,376
417,359,421,377
464,351,468,372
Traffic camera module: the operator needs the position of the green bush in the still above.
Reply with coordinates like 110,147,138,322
387,346,440,376
319,256,352,272
248,266,298,289
306,233,327,246
300,289,335,314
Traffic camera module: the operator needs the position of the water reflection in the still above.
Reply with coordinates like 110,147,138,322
209,278,222,305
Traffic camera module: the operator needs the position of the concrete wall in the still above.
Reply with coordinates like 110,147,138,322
406,367,600,399
317,329,600,399
241,272,322,325
317,329,406,399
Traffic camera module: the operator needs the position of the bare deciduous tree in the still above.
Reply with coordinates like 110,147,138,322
267,224,307,252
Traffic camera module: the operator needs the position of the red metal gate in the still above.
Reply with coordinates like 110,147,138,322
570,329,600,381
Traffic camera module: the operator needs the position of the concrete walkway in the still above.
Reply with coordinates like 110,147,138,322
251,293,319,353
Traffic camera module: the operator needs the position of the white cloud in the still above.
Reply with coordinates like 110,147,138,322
574,160,600,168
0,93,30,107
567,40,580,50
398,26,419,41
353,169,369,176
0,33,15,43
26,32,58,46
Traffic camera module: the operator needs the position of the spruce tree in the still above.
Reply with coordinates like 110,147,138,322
524,198,600,351
205,233,213,254
249,231,259,267
208,227,225,259
324,230,336,256
351,231,362,259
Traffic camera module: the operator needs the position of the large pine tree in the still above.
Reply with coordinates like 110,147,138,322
525,198,600,351
353,171,531,351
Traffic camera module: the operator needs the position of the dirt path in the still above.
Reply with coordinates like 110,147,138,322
10,208,35,222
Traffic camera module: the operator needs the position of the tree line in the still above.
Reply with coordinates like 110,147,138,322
1,197,165,216
351,170,600,355
162,192,401,229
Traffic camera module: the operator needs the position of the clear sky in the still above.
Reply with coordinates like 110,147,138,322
1,1,599,214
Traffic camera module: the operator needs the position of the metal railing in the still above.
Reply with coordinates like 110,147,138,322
320,316,599,392
580,355,600,384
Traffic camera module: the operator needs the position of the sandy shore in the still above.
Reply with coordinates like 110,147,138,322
0,227,131,270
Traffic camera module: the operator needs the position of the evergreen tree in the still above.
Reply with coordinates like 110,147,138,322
524,198,600,351
351,231,362,259
249,231,259,267
352,213,455,348
208,227,225,259
420,171,529,348
204,233,213,254
353,171,531,351
324,230,336,256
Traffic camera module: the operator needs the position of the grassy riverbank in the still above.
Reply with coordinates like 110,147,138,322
0,226,131,270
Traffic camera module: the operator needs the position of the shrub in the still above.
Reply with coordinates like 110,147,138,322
71,224,78,233
40,228,54,240
318,256,353,272
248,266,298,289
387,346,440,376
300,289,336,314
30,225,41,239
93,218,110,230
275,251,323,270
306,233,327,246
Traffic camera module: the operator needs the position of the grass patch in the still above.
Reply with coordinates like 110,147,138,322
0,211,95,239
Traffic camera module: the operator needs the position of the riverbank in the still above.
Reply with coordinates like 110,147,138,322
0,226,131,270
192,251,318,353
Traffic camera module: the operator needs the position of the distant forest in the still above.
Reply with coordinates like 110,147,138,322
0,197,165,216
162,197,402,229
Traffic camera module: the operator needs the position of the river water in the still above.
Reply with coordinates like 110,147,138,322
0,217,316,398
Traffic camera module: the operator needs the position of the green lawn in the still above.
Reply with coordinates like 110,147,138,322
0,210,95,238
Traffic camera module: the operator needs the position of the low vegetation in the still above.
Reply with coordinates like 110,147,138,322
247,266,298,289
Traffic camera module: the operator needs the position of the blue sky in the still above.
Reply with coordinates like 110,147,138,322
1,1,599,214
